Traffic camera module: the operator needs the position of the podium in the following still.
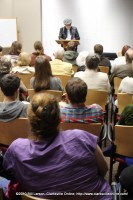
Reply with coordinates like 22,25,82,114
55,39,80,50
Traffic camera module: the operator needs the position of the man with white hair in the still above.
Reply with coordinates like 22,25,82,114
50,46,73,76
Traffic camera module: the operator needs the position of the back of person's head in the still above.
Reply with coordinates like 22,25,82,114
125,48,133,63
121,45,131,56
65,77,87,104
34,41,44,53
34,56,52,92
27,93,61,139
17,52,31,66
67,41,75,51
0,55,12,75
86,54,100,70
94,44,103,55
76,51,89,67
53,46,64,59
9,41,22,55
0,74,20,96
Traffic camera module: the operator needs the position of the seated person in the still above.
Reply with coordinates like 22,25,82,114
120,164,133,199
94,44,111,74
110,48,133,86
63,41,79,65
60,77,104,123
74,54,111,92
0,55,27,96
11,52,34,74
104,104,133,181
0,74,29,122
115,77,133,107
76,51,89,72
8,41,22,66
118,76,133,94
118,104,133,126
111,45,131,73
30,41,52,66
2,92,112,199
30,56,63,92
50,46,73,76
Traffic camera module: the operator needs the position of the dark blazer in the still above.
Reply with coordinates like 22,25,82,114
59,26,80,40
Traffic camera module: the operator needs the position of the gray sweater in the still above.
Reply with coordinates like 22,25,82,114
0,101,29,122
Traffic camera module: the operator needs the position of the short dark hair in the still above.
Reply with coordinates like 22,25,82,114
94,44,103,55
0,74,20,96
65,77,87,104
86,54,100,70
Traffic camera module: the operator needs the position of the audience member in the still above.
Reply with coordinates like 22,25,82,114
60,77,104,123
0,55,11,80
120,164,133,199
30,56,63,92
11,52,34,74
76,51,89,72
63,41,78,65
74,54,111,92
50,46,73,75
0,55,27,97
118,76,133,94
94,44,111,74
111,45,131,73
0,74,29,122
110,48,133,85
118,104,133,126
8,41,22,66
30,41,51,66
2,92,112,199
115,77,133,107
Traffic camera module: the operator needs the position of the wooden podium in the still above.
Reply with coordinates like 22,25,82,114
55,39,80,50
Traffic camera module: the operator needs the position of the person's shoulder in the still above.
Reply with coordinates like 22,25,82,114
61,129,97,142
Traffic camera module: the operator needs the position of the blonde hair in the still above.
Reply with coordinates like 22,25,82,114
27,93,61,139
17,52,31,66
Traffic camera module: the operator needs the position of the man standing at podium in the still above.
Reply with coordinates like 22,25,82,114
59,18,80,40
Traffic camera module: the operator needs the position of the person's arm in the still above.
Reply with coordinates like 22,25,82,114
59,27,64,40
95,145,108,177
74,27,80,40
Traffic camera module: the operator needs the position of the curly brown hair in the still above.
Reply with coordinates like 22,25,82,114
27,93,61,139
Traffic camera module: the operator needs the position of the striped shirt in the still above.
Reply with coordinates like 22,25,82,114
60,103,104,123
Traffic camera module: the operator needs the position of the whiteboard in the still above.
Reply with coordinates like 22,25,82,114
0,18,18,48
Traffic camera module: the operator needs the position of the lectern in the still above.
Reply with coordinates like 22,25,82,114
55,39,80,50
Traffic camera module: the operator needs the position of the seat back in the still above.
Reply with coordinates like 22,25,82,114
114,77,122,94
114,125,133,157
60,122,102,138
99,66,109,74
86,90,108,110
0,118,30,146
28,89,63,102
55,75,71,90
72,65,78,74
117,93,133,114
0,89,4,102
16,73,34,88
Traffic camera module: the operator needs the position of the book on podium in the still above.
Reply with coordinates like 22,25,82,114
55,39,80,50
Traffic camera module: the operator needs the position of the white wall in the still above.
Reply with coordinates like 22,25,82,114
0,0,41,53
42,0,133,57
